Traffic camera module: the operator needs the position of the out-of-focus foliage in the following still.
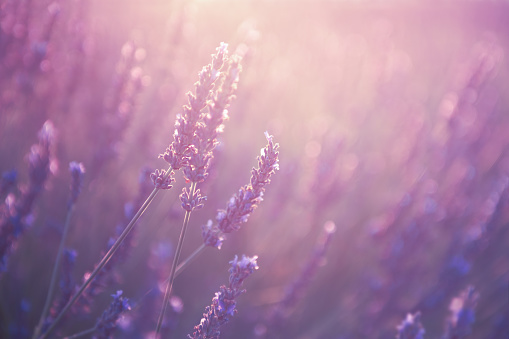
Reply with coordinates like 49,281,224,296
1,0,508,338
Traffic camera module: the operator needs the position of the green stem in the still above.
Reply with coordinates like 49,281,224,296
155,181,197,334
38,167,172,339
32,203,75,339
64,327,95,339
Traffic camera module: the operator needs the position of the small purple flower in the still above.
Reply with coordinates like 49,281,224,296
228,255,259,290
189,255,258,339
93,290,131,339
444,286,479,339
0,121,54,273
396,312,425,339
180,187,207,212
68,161,85,207
150,169,175,190
202,133,279,248
201,220,224,249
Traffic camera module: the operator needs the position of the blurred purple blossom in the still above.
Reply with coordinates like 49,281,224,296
443,286,479,339
93,290,131,339
0,121,54,273
189,255,258,339
68,162,85,208
396,312,425,339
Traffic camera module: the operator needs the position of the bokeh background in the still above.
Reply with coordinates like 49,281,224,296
1,0,508,338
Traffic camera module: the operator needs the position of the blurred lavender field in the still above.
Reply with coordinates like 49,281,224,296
1,0,509,338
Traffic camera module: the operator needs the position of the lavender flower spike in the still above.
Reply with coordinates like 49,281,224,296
160,43,229,171
68,162,85,207
183,55,242,184
189,255,259,339
397,312,425,339
202,132,279,248
444,286,479,339
93,290,131,339
0,121,54,273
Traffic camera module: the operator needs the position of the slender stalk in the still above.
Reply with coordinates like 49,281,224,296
64,327,95,339
130,243,207,316
175,243,205,275
39,167,172,339
155,181,197,335
32,204,75,339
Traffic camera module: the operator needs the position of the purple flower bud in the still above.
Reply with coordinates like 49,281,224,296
68,161,85,207
189,255,258,339
150,169,175,190
445,286,479,338
180,188,207,212
93,290,131,339
396,312,425,339
202,220,224,249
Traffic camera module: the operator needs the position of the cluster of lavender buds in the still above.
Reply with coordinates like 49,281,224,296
180,186,207,212
93,290,131,339
160,43,229,172
0,121,54,273
183,55,242,184
202,132,279,249
443,286,479,339
189,255,259,339
68,162,85,208
396,312,425,339
151,169,175,190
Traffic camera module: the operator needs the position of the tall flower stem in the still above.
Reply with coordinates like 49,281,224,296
39,167,173,339
156,181,197,335
64,327,95,339
32,204,75,339
175,243,206,275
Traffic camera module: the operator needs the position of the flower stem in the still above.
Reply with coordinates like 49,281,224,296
38,167,172,339
64,327,95,339
32,203,75,339
155,181,197,335
175,243,206,276
129,243,207,316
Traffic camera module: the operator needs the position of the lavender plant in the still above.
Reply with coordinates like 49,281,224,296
0,121,54,274
201,131,280,250
92,291,131,339
396,312,425,339
189,255,259,339
38,44,238,339
443,286,479,339
155,43,240,334
174,132,279,276
1,2,508,339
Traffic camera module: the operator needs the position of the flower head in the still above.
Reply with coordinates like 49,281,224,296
202,133,279,248
93,290,131,339
189,255,258,339
397,312,425,339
